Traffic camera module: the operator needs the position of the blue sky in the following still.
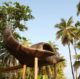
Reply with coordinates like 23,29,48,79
0,0,80,79
23,1,80,79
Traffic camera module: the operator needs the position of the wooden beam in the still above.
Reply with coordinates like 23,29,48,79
0,65,23,73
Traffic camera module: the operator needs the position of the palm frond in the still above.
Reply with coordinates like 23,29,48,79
55,18,66,29
77,29,80,38
62,34,68,46
74,54,80,60
67,16,73,26
77,2,80,16
60,19,66,28
73,61,80,70
56,30,63,40
76,41,80,49
75,21,80,27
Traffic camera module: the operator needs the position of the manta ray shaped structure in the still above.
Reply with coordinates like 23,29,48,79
3,26,64,67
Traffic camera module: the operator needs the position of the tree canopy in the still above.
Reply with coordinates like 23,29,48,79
0,1,34,54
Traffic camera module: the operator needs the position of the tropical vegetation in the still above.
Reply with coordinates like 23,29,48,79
0,0,80,79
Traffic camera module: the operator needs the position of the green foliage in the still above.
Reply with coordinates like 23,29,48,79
74,61,80,69
0,1,34,52
0,1,34,30
75,21,80,27
74,54,80,60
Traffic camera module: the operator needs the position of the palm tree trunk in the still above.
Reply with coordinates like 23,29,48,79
68,43,75,79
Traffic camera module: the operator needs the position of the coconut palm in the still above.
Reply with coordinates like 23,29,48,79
55,17,77,79
74,54,80,79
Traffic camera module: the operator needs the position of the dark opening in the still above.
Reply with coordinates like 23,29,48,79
43,44,53,52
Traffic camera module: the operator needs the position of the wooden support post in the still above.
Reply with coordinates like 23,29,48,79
34,57,38,79
22,65,26,79
0,65,23,73
43,75,46,79
54,64,57,79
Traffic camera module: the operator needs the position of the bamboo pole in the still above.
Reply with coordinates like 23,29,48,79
34,57,38,79
22,65,26,79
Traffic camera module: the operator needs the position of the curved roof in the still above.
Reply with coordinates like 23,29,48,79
3,26,56,67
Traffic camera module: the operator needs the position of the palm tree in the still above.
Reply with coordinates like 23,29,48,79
55,17,77,79
74,54,80,79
